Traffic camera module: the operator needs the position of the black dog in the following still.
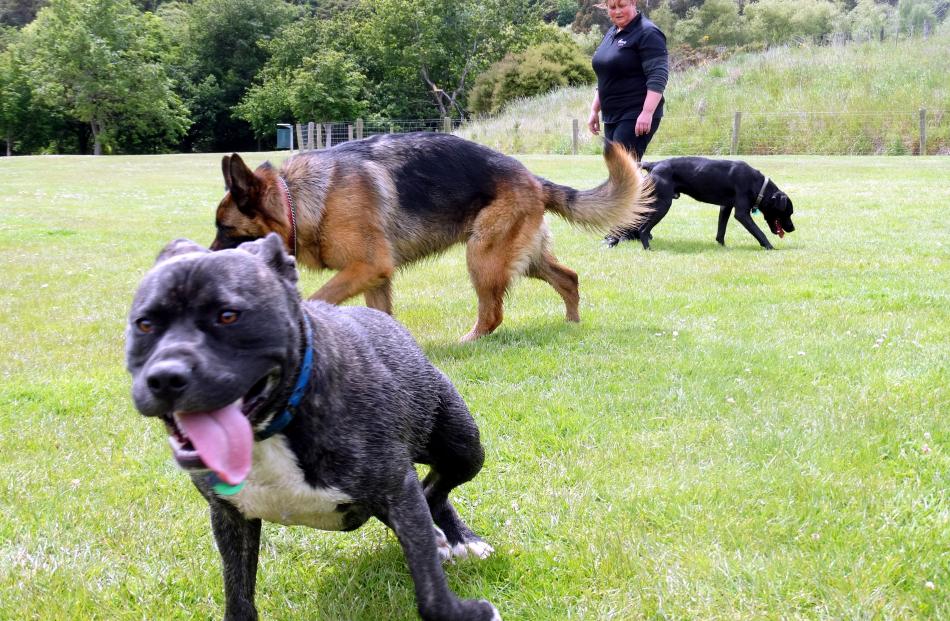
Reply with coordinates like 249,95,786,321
126,234,500,621
606,156,795,249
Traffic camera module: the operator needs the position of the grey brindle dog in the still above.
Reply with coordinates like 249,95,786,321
126,234,500,621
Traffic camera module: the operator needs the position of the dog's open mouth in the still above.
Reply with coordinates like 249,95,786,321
165,371,280,484
774,220,785,238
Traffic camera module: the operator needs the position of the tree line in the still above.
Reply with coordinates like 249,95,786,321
0,0,946,155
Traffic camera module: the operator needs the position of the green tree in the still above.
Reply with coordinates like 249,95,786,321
0,0,47,27
745,0,840,45
0,40,32,153
25,0,189,154
250,0,549,122
898,0,936,35
649,4,677,44
554,0,579,26
676,0,745,47
469,37,595,115
795,0,840,40
288,0,357,18
237,47,369,134
167,0,297,151
354,0,547,118
847,0,894,41
572,0,611,34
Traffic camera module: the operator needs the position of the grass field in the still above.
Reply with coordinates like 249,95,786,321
1,151,948,620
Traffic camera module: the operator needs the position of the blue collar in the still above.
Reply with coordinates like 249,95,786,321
256,313,314,440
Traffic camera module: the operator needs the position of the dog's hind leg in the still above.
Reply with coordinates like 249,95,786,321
461,205,536,342
421,387,493,561
528,249,580,323
461,268,507,342
716,205,732,245
383,470,500,621
363,279,393,315
637,202,670,250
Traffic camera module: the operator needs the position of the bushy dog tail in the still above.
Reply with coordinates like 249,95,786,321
539,140,653,231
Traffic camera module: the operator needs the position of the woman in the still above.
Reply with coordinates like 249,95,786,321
588,0,669,159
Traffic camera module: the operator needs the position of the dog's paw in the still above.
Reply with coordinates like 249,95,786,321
450,540,494,561
458,599,501,621
602,235,621,248
433,526,453,562
487,602,503,621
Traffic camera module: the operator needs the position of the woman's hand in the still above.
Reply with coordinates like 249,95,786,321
588,110,601,135
635,110,653,136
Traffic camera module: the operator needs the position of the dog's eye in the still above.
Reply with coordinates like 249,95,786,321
136,318,154,334
218,310,240,325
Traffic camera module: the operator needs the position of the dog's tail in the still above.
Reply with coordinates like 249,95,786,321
539,141,653,231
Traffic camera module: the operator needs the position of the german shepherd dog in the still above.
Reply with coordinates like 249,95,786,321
127,234,501,621
211,132,652,341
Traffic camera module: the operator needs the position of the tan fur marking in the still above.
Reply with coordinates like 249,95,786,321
310,172,394,309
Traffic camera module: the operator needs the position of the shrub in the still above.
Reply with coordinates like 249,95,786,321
744,0,841,45
675,0,746,48
469,39,594,115
847,0,895,43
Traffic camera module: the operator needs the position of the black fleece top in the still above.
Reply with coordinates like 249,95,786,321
592,13,669,123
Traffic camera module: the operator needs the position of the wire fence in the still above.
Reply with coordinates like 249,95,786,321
284,110,950,156
652,110,949,156
287,118,465,150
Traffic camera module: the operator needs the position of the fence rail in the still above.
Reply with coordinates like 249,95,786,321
282,111,950,156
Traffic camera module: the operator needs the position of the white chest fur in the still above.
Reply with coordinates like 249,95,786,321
223,436,353,531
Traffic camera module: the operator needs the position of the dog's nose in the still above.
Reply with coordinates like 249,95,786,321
146,360,191,400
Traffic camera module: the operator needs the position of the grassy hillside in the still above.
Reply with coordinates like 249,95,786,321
458,31,950,155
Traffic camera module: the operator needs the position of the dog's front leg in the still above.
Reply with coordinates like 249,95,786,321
310,261,394,311
208,500,262,621
733,208,774,250
385,472,500,621
716,205,732,245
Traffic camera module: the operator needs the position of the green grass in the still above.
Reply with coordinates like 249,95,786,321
458,32,950,155
1,152,948,620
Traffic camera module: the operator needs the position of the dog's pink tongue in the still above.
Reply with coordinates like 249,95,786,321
175,402,252,485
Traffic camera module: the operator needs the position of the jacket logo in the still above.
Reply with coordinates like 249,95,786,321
617,39,627,46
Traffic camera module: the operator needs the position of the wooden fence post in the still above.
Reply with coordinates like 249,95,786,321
731,111,742,155
295,124,304,152
347,125,354,141
325,124,333,148
307,122,315,150
443,117,452,133
572,119,579,155
315,123,323,149
919,108,927,155
356,118,364,140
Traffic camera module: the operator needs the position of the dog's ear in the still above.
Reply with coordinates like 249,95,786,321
221,154,233,190
773,192,790,213
222,153,262,218
155,238,209,264
239,233,298,284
